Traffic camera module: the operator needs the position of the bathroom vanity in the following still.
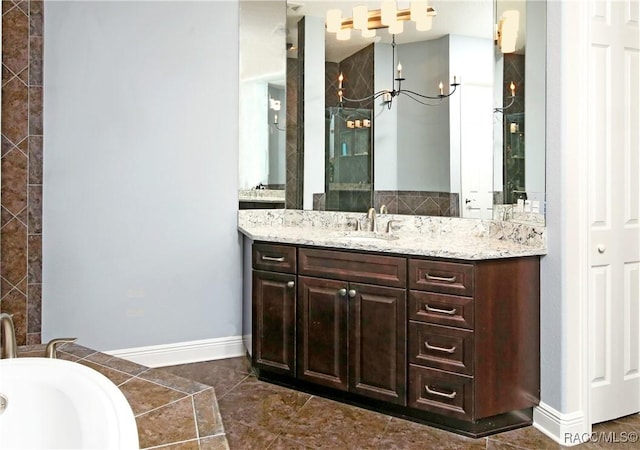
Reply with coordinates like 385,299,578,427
239,210,545,437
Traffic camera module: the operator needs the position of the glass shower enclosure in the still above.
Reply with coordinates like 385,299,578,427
325,107,373,212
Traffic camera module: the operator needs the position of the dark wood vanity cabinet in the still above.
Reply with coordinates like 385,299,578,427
252,243,297,376
407,257,540,424
297,248,407,405
251,241,540,437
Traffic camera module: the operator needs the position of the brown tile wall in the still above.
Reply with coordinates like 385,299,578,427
373,191,460,217
1,1,43,345
286,56,300,209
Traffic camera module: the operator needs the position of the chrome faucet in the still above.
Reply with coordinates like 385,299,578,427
0,313,17,359
45,338,77,359
367,207,378,232
379,204,388,214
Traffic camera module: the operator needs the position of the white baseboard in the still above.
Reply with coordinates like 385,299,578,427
533,402,589,447
106,335,246,368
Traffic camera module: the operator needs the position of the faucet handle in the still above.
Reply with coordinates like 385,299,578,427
380,204,388,214
45,338,77,359
346,217,363,231
386,220,400,234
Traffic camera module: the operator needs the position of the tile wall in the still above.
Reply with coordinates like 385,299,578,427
1,0,43,345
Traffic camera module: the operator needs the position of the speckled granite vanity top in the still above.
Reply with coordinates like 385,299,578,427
238,189,285,203
238,210,546,260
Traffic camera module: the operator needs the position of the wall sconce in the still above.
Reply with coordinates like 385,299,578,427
494,81,517,113
269,97,285,131
326,0,436,40
338,35,459,109
495,10,520,53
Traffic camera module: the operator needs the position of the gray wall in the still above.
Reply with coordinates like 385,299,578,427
43,1,242,351
396,37,450,191
540,0,563,412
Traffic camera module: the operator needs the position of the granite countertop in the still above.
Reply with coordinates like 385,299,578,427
238,189,285,203
238,210,547,260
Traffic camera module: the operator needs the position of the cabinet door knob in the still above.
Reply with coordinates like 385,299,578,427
338,288,347,296
348,289,357,298
287,281,295,288
597,244,606,254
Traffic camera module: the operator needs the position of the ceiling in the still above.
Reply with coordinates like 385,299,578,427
286,1,498,62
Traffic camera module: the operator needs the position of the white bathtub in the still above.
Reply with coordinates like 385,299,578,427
0,357,139,449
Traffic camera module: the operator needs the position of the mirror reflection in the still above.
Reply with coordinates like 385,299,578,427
238,1,287,209
238,0,545,224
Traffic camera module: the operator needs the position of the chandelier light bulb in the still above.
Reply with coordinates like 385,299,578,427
381,1,396,26
336,28,351,41
415,16,432,31
361,28,376,38
388,19,404,35
353,5,368,30
410,0,428,22
326,9,342,33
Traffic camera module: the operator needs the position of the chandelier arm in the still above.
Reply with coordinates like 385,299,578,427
493,95,516,113
400,82,459,101
399,91,443,106
341,90,391,104
401,89,443,100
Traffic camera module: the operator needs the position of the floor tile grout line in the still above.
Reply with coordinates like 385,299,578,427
216,373,252,400
134,367,214,396
133,391,192,419
267,394,317,449
142,437,201,450
373,415,394,450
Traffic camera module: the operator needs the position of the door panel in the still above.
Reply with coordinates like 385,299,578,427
589,0,640,423
349,283,406,405
252,271,296,375
297,276,349,391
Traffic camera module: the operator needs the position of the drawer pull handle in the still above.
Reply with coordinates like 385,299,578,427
425,385,457,399
262,255,285,262
348,289,357,298
425,273,457,283
424,305,457,315
425,341,456,354
339,288,347,297
287,281,295,288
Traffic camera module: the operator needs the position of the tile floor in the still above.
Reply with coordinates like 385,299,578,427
164,357,640,450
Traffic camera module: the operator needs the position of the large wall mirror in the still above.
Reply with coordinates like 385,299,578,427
238,0,546,224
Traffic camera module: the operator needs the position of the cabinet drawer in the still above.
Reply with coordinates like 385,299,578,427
299,248,406,288
253,243,297,274
409,322,474,375
409,291,473,330
409,260,473,296
408,365,474,421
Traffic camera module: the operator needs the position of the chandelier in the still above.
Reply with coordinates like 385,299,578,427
326,1,437,40
337,35,459,109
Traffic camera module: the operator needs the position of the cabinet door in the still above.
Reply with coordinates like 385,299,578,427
297,276,349,391
349,283,407,405
252,270,296,376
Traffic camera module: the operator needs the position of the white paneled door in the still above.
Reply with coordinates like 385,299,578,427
589,0,640,424
460,84,493,219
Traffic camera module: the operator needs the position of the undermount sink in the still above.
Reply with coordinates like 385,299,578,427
331,233,399,242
